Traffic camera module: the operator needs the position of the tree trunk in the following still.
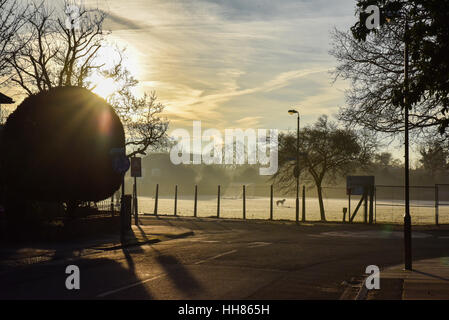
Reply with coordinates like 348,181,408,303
316,184,326,221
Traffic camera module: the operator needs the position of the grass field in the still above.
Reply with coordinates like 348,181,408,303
135,195,448,225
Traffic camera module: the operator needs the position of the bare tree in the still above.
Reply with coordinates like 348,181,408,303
273,116,372,221
3,0,168,157
330,25,444,135
0,0,30,78
111,90,169,157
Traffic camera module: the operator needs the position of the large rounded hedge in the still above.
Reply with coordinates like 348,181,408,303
0,86,126,202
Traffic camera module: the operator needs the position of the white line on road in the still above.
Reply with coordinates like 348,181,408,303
96,274,164,298
247,242,271,248
194,250,238,265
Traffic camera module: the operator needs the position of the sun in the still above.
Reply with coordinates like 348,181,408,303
87,43,141,99
91,75,120,99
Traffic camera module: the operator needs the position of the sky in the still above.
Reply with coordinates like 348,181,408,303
91,0,357,131
2,0,412,163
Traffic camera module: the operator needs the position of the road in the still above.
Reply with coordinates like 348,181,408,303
1,216,449,299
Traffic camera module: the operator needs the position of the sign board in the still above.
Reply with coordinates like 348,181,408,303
131,157,142,177
346,176,375,195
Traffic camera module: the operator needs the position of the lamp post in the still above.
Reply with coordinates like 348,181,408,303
383,8,412,270
288,109,300,223
403,17,412,271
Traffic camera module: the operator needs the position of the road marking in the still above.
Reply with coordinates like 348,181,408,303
96,274,164,298
247,242,271,248
194,250,238,265
311,231,432,239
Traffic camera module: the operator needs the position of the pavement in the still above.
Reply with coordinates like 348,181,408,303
355,257,449,300
1,216,449,299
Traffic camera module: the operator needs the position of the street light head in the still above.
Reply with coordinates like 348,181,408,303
288,109,298,115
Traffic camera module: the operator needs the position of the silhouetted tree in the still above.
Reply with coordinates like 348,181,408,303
419,140,449,179
331,0,449,136
2,0,168,157
273,116,371,221
0,87,125,213
0,0,29,77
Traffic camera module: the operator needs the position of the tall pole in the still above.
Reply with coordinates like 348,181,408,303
403,18,412,271
296,114,300,224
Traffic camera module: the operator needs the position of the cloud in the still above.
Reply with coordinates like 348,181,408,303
85,0,356,131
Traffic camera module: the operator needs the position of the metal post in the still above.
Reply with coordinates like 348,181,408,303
301,185,306,222
194,185,198,217
174,185,178,216
243,185,246,220
403,19,412,270
217,185,220,218
435,185,439,226
296,114,300,224
270,185,273,220
154,184,159,215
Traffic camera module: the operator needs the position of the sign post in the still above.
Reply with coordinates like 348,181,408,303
346,176,375,223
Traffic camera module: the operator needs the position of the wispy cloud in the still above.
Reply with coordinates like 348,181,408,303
84,0,356,130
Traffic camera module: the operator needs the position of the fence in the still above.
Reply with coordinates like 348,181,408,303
95,184,449,225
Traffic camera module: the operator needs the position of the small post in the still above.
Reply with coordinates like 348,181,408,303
154,184,159,215
217,185,221,218
133,176,138,225
270,185,274,220
364,190,368,224
174,185,178,216
301,185,306,222
343,207,347,223
194,185,198,217
435,184,439,226
243,185,246,220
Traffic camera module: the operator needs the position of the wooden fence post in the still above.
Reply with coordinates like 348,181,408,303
154,184,159,215
217,185,221,218
174,185,178,216
243,185,246,220
194,185,198,217
435,184,439,226
301,185,306,222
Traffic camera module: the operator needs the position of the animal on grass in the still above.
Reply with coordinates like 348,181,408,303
276,199,286,206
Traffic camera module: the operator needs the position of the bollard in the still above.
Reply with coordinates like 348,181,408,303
120,195,132,235
343,207,347,223
270,185,274,220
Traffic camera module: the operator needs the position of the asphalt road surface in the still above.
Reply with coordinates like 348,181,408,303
1,217,449,299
